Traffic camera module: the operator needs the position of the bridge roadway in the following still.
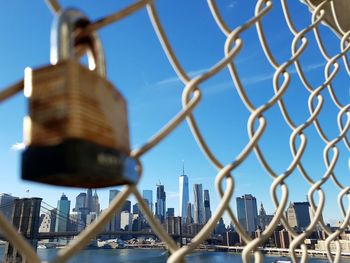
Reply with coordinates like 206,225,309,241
0,231,194,240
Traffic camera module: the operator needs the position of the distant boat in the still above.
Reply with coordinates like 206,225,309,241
37,244,47,249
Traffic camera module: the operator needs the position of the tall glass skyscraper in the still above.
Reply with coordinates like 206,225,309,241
193,184,204,224
85,189,93,212
236,194,258,233
55,193,71,232
108,189,121,232
179,165,189,222
203,189,212,223
155,184,166,223
142,190,153,213
74,192,86,212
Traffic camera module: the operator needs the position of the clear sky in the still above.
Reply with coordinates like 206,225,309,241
0,1,349,226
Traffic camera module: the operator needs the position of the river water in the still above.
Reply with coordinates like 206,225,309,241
0,246,349,262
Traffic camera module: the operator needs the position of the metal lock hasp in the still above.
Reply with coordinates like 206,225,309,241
22,8,138,188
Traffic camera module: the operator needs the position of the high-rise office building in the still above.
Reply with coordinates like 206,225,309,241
133,203,139,215
91,190,100,214
214,217,227,235
179,165,189,222
203,189,212,223
120,211,132,231
258,202,273,230
167,208,175,218
286,202,311,230
86,212,98,226
85,189,93,212
69,211,84,231
74,192,86,212
155,184,166,223
185,202,193,225
0,193,18,221
193,184,204,224
109,189,120,203
55,193,71,232
236,194,258,233
122,200,131,213
142,190,153,213
107,189,121,232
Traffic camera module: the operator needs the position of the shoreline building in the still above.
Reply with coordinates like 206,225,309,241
179,164,189,222
193,184,204,225
236,194,258,234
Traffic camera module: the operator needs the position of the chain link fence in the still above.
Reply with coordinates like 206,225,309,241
0,0,349,262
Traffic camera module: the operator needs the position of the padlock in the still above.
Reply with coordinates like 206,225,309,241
21,8,138,188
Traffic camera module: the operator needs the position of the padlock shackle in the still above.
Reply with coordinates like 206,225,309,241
50,8,106,77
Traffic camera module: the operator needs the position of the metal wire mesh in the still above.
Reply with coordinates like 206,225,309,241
0,0,349,262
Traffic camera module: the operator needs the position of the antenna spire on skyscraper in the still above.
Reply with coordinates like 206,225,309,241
182,159,185,175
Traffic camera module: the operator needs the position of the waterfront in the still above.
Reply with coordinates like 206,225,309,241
1,246,350,262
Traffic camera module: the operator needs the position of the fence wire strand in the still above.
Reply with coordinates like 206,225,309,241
0,0,349,262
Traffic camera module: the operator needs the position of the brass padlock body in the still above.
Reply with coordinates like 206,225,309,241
22,60,138,187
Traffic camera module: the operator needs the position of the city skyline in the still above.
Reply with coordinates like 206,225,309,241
0,189,319,233
0,1,348,262
0,1,348,228
0,177,337,226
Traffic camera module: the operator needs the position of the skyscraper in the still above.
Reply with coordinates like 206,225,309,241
120,211,132,231
92,190,100,214
258,202,273,230
55,193,71,232
193,184,204,224
179,164,189,222
122,200,131,213
108,189,121,232
203,189,212,223
167,208,175,217
286,202,311,230
74,192,86,212
185,202,193,225
142,190,153,213
155,184,166,223
85,189,93,212
133,203,139,215
236,194,258,233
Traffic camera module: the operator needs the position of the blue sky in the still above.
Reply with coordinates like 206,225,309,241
0,0,349,226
